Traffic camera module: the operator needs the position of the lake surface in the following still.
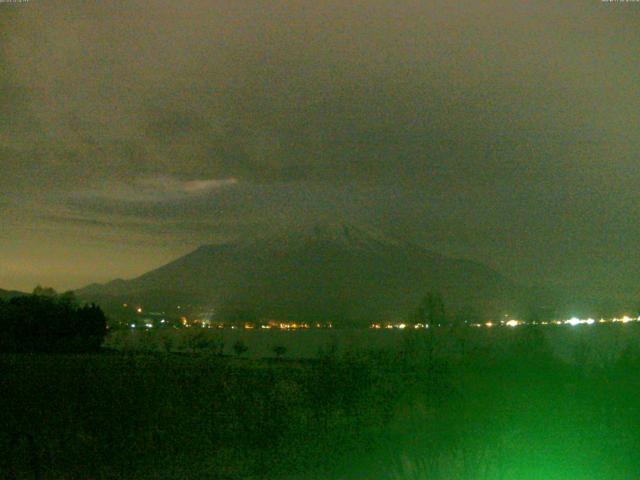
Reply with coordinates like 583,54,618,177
107,323,640,364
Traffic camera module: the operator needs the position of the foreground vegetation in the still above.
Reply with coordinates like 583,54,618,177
2,327,640,479
0,289,107,353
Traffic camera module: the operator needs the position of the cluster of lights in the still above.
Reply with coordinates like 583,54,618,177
125,305,640,331
375,316,640,330
370,323,429,330
468,316,640,328
129,319,334,330
273,322,310,330
565,317,595,326
612,316,636,324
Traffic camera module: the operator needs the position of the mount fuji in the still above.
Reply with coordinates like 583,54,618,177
77,222,522,324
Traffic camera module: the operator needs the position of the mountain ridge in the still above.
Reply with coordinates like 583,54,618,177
0,288,28,300
76,222,523,324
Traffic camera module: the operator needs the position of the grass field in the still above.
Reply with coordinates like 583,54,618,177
3,326,640,479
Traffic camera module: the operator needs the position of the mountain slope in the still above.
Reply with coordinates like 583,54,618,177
77,222,523,324
0,288,27,301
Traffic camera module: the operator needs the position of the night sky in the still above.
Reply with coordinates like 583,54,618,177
1,1,639,298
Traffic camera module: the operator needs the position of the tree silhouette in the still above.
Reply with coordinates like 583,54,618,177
0,288,107,353
233,339,248,357
32,285,57,297
272,345,287,358
413,292,447,326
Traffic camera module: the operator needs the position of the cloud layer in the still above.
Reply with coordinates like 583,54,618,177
1,0,639,294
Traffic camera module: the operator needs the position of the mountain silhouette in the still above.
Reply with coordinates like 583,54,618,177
0,288,27,301
77,222,522,325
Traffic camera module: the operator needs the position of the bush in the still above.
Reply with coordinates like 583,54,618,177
272,345,287,358
233,340,248,357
